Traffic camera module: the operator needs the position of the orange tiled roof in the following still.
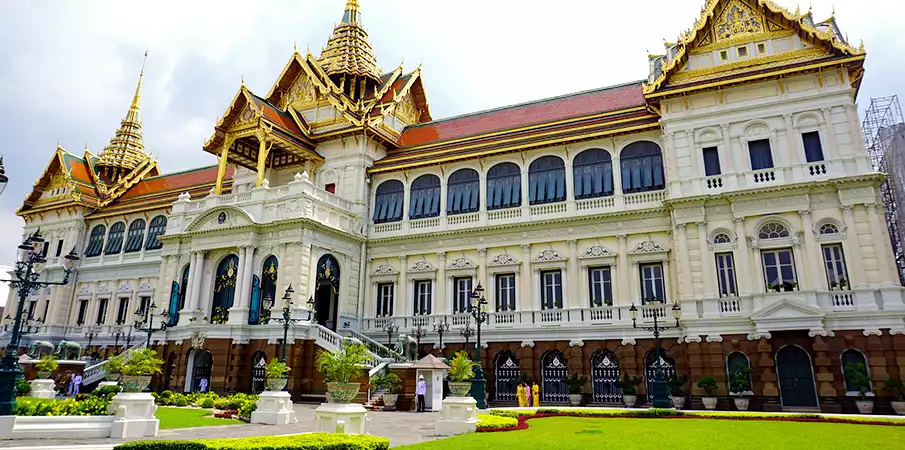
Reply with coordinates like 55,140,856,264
397,82,645,149
250,95,304,136
117,165,230,201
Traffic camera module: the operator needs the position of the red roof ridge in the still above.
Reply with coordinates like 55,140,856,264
142,164,219,180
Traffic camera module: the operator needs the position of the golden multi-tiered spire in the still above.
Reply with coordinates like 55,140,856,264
96,51,149,179
318,0,381,82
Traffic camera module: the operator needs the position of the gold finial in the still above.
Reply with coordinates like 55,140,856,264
831,5,835,17
293,41,297,53
859,39,865,52
343,0,361,24
241,74,245,87
795,5,800,16
131,50,148,109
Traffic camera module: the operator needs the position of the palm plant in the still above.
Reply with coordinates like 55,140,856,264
315,342,369,383
447,351,475,382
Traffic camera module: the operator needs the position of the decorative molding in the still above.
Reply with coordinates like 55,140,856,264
190,330,207,349
862,329,882,337
488,253,519,266
889,328,905,336
409,258,436,273
621,338,636,346
746,332,771,340
520,244,531,252
533,249,567,262
447,257,476,270
807,329,835,338
138,283,154,292
520,340,535,348
706,335,723,343
629,240,667,254
97,286,111,294
579,245,615,259
684,335,702,343
372,264,398,276
568,339,584,347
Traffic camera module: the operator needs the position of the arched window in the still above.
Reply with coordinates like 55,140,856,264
447,169,480,215
841,349,871,393
758,222,789,239
124,219,146,253
528,156,566,205
212,255,239,322
486,162,521,210
726,352,752,394
573,149,614,199
620,141,664,193
85,225,106,257
819,223,840,235
145,216,167,250
252,255,279,325
713,233,732,244
373,180,404,223
409,175,441,220
104,222,126,255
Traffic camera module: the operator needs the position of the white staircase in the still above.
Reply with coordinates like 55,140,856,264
345,328,406,362
81,343,145,387
312,325,391,368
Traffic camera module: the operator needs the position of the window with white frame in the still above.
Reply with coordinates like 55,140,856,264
748,139,774,170
377,283,394,317
540,270,563,310
802,131,825,162
453,277,473,313
414,280,432,315
76,299,89,326
639,263,665,303
588,266,613,306
822,244,850,290
116,297,130,325
713,233,732,244
96,298,109,325
495,273,516,311
27,300,37,320
702,146,721,176
715,253,737,297
761,248,797,291
136,296,151,319
819,223,840,235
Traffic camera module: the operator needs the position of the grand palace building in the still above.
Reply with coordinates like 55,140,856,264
8,0,905,412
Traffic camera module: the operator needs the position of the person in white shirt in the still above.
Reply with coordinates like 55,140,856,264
415,375,427,412
71,373,82,396
199,377,209,392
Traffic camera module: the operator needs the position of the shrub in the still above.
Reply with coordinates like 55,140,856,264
199,398,215,408
115,442,206,450
174,397,189,407
238,399,257,418
844,362,871,400
265,359,289,380
729,364,753,395
197,433,390,450
697,376,718,397
94,384,122,399
121,348,165,376
617,373,643,395
315,343,370,383
476,414,518,430
16,378,31,396
160,390,174,399
212,398,229,410
668,374,688,397
15,396,111,416
106,355,125,376
35,354,59,373
885,376,905,401
565,373,587,395
447,351,475,382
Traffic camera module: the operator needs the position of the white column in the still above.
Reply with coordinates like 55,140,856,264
398,256,408,316
240,247,256,308
841,206,868,288
520,166,530,217
616,235,629,306
798,210,824,290
567,240,579,308
364,259,373,318
697,222,716,298
783,114,801,165
227,247,249,325
477,248,488,291
843,104,862,156
866,203,898,285
478,171,488,225
520,244,532,311
181,252,198,314
791,240,809,291
733,218,753,296
664,132,678,181
189,252,205,311
436,252,447,315
565,154,576,213
675,223,694,299
821,107,838,160
720,124,734,172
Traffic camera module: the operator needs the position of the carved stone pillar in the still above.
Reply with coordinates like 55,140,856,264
398,256,409,316
228,246,249,325
567,240,579,308
734,218,753,296
840,206,867,288
867,203,898,285
520,244,532,311
617,235,629,306
783,113,801,165
697,222,716,298
478,248,488,292
436,252,447,315
798,210,824,290
820,107,838,160
675,223,694,299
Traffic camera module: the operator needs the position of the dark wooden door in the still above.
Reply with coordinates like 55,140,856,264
541,351,568,403
591,350,620,403
495,352,520,402
776,346,818,407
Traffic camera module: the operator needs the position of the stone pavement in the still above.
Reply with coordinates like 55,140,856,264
0,404,445,449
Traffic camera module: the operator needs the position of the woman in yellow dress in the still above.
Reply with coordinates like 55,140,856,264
517,383,528,407
532,383,540,407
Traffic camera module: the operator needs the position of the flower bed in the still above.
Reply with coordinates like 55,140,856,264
475,414,518,431
15,385,120,416
114,433,390,449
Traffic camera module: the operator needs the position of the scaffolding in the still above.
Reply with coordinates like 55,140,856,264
862,95,905,285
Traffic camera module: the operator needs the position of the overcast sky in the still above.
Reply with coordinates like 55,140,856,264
0,0,902,268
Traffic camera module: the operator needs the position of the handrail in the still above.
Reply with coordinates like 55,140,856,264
81,342,146,386
313,324,388,368
346,329,406,362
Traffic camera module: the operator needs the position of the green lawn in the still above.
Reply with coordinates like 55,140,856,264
398,417,905,450
156,406,243,430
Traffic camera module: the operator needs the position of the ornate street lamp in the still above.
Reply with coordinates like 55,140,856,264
467,282,489,409
432,317,450,357
305,296,316,322
410,323,426,359
0,156,8,197
0,230,78,415
272,285,304,365
134,301,167,348
458,319,475,353
630,300,682,408
111,326,128,355
84,325,101,359
382,320,399,349
2,313,41,335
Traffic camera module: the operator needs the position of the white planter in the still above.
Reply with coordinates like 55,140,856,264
315,403,368,434
622,394,637,408
733,397,750,411
383,393,399,408
435,396,478,436
569,394,582,406
891,401,905,415
29,379,56,399
250,391,297,425
670,396,685,409
855,399,874,414
701,396,718,410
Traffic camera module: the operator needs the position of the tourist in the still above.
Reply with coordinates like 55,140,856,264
415,374,427,412
532,382,539,407
71,372,82,396
526,381,532,406
199,377,209,392
517,382,528,407
63,371,73,396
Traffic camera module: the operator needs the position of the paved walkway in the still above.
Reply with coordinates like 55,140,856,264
0,404,443,449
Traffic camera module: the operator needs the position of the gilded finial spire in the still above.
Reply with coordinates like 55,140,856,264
319,0,380,81
343,0,361,24
96,51,150,178
132,50,148,109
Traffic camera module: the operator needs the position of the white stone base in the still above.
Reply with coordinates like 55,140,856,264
107,392,159,439
98,381,119,389
435,396,478,436
250,391,298,425
0,415,115,440
314,403,369,434
30,379,56,399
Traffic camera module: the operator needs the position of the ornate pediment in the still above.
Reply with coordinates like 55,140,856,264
751,298,825,320
533,249,567,262
409,258,435,273
281,73,319,110
117,283,132,293
184,206,255,233
630,240,667,254
447,257,476,270
579,245,615,259
488,253,519,266
97,285,111,294
372,264,398,276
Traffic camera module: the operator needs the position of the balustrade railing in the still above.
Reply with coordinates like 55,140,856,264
488,208,522,221
624,190,666,205
576,196,615,211
830,290,856,311
530,202,567,216
448,212,479,226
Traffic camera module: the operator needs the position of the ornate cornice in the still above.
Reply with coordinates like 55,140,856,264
629,240,668,254
579,245,616,259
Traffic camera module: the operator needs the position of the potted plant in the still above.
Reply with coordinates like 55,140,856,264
120,348,165,393
729,364,753,411
667,374,687,409
768,283,782,293
315,342,369,403
381,372,402,409
617,373,643,407
565,373,588,406
447,351,475,397
884,376,905,415
782,281,797,292
697,376,718,410
264,359,290,391
839,279,849,290
105,354,124,381
844,361,873,414
34,354,58,379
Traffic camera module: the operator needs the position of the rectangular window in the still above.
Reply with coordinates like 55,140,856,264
640,263,665,303
453,277,473,313
414,280,432,315
757,43,766,54
719,50,728,61
76,299,89,326
822,244,850,289
737,46,748,57
27,300,37,320
702,146,721,176
495,273,516,311
377,282,394,317
136,296,151,319
761,248,797,291
116,297,130,325
96,298,109,325
748,139,774,170
588,266,613,306
325,183,336,194
802,131,825,162
540,270,563,310
55,239,64,257
41,242,49,257
715,253,738,297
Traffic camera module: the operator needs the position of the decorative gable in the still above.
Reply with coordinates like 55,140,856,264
372,264,398,276
579,245,615,259
488,253,520,266
630,241,668,254
750,297,826,333
447,257,476,270
409,258,435,273
533,249,567,263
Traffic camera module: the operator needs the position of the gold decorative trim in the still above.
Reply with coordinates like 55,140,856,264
671,47,826,84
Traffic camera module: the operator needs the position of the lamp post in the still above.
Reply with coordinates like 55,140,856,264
2,313,42,335
432,317,449,357
271,285,305,364
84,325,101,359
382,320,399,349
112,326,127,355
467,282,488,409
459,319,475,354
0,156,7,197
410,323,426,359
134,301,167,348
629,300,681,408
0,229,79,415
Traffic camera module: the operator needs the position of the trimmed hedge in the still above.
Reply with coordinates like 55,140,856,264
476,414,518,430
115,434,390,450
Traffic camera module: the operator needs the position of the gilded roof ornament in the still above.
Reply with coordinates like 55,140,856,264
317,0,381,81
96,51,151,174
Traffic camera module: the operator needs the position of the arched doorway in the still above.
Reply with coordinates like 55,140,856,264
315,254,340,331
541,350,568,403
776,345,818,408
251,351,267,394
591,349,620,403
644,348,676,404
250,256,278,325
188,349,213,392
212,255,239,323
164,352,177,391
494,351,520,402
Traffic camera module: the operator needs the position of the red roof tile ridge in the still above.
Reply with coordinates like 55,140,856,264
141,164,220,180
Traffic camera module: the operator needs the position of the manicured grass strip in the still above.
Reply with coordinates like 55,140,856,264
156,406,243,430
399,416,905,450
116,433,390,449
487,408,905,426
